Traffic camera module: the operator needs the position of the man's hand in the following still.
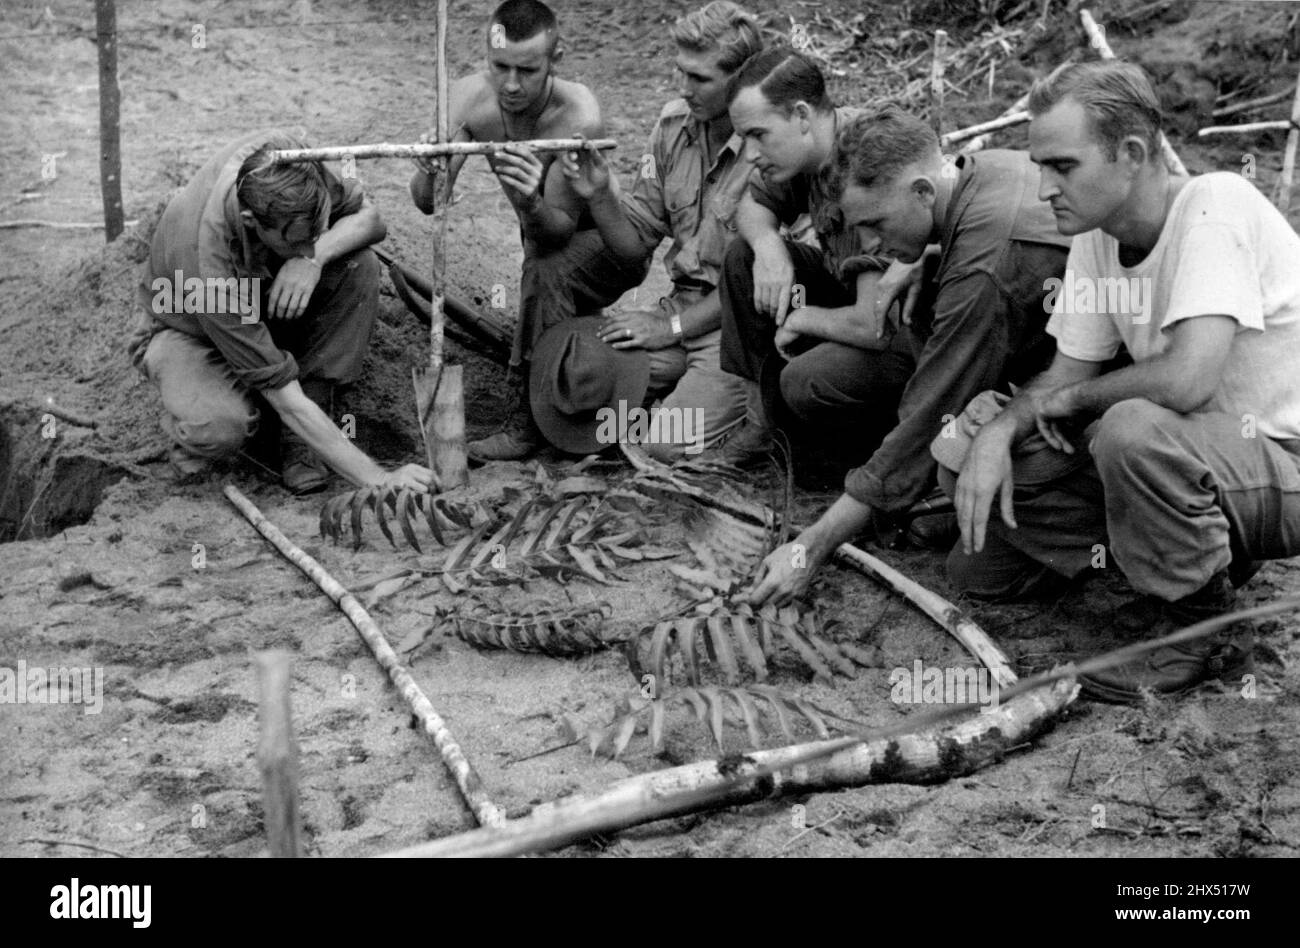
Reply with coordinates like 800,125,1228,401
371,463,438,493
597,309,676,351
747,537,825,608
774,322,801,360
411,131,444,178
873,256,926,336
492,143,545,211
267,257,321,320
953,427,1017,555
559,136,612,201
752,237,795,324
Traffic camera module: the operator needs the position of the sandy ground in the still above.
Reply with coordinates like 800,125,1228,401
2,0,1299,859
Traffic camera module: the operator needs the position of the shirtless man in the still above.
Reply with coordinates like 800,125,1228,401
409,0,604,460
409,0,601,252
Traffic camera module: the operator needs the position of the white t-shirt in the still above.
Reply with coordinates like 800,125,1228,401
1046,172,1300,440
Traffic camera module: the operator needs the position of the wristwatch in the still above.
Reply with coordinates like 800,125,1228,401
669,313,683,339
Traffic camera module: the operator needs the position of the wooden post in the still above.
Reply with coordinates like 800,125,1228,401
1273,63,1300,212
94,0,125,241
411,0,469,488
255,651,303,858
930,30,948,137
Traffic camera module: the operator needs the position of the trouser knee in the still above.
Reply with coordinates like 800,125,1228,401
165,402,258,458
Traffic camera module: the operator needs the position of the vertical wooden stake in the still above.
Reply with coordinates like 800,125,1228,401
1273,62,1300,213
256,650,303,858
930,30,948,137
94,0,125,241
431,364,469,485
412,0,469,488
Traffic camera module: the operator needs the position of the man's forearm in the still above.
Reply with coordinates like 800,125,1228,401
802,494,874,563
519,196,578,247
584,189,651,263
266,383,386,487
312,204,386,265
1059,355,1209,417
736,194,781,249
676,289,722,338
784,303,885,350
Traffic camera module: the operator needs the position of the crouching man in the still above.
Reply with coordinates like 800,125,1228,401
128,131,434,495
744,105,1069,607
943,62,1300,702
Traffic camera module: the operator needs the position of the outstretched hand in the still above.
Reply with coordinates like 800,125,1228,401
746,538,823,608
372,463,438,494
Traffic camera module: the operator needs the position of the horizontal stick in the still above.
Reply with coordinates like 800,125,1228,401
943,110,1029,145
271,139,617,164
0,218,138,230
1198,120,1290,137
1213,85,1295,119
37,398,99,429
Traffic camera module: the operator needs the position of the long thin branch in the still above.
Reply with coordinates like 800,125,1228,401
270,139,616,164
223,484,505,828
1198,120,1291,137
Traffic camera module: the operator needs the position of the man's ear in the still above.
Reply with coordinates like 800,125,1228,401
910,173,937,206
239,209,256,227
793,100,812,129
1119,135,1151,171
550,36,565,65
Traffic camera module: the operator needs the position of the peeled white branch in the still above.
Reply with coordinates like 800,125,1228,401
223,485,505,828
270,139,616,164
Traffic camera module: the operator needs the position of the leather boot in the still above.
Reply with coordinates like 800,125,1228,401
467,365,542,462
281,379,333,495
1081,570,1254,703
714,380,774,469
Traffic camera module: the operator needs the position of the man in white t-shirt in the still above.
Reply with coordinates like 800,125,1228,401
934,61,1300,703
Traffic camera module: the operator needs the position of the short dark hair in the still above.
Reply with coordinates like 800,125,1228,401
833,105,941,195
669,1,763,74
728,47,831,113
236,136,330,237
490,0,558,43
1027,60,1163,162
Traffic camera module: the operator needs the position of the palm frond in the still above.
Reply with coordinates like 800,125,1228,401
562,684,860,758
435,600,616,656
319,486,487,552
628,599,878,687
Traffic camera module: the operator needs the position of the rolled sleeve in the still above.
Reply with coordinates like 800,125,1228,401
194,313,299,390
747,171,799,227
845,271,1011,513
